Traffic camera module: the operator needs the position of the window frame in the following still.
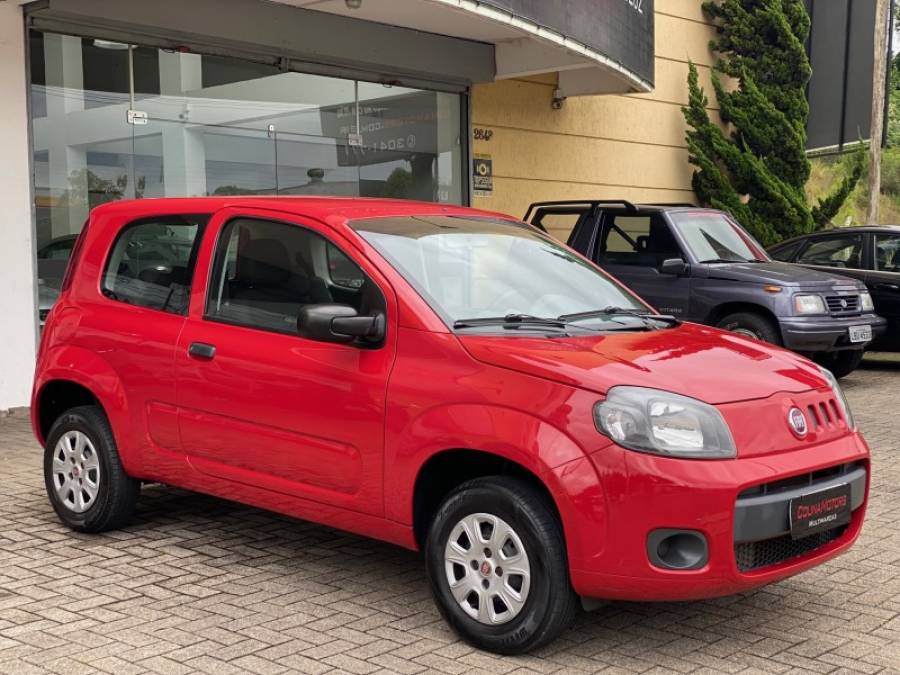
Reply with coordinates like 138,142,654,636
203,215,385,338
595,210,684,268
100,213,209,316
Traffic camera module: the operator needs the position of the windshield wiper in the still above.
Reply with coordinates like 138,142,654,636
559,306,680,326
453,314,569,330
699,257,766,264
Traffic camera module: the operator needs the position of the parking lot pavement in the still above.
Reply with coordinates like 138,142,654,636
1,361,899,675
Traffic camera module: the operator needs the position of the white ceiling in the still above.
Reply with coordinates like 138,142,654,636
267,0,649,95
278,0,523,43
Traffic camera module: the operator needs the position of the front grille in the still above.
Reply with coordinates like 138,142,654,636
825,294,860,315
737,462,859,499
735,527,846,572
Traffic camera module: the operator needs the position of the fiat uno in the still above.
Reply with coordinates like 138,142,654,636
33,198,870,654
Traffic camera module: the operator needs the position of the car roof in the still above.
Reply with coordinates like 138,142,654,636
88,196,521,227
770,224,900,248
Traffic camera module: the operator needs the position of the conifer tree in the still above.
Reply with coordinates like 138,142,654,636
683,0,863,244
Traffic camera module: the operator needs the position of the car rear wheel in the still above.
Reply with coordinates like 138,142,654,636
716,312,781,345
815,350,865,379
43,405,139,533
424,476,578,654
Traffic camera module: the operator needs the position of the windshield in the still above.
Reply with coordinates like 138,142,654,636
352,215,648,327
671,211,769,263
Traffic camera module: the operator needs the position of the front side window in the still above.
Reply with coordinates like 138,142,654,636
769,240,804,262
797,235,864,269
352,215,646,326
327,243,366,289
875,234,900,272
670,211,768,263
102,215,207,314
597,214,682,267
206,218,379,334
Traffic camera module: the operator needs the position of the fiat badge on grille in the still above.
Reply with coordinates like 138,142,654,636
788,407,808,437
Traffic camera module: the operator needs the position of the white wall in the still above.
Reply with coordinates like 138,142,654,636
0,1,38,411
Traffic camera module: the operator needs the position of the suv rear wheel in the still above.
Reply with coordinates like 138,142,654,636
716,312,781,345
43,405,139,533
424,476,578,654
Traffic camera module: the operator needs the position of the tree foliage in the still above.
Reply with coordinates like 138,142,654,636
683,0,863,244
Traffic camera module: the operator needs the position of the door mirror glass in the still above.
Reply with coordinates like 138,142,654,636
660,258,690,276
298,304,385,345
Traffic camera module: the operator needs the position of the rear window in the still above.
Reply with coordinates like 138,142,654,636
101,214,208,314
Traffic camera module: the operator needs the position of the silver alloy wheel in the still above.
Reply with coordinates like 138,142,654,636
52,430,100,514
443,512,531,625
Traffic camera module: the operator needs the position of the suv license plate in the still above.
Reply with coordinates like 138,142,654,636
789,483,852,540
848,325,872,343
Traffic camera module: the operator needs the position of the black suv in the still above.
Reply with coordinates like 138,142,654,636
526,200,886,377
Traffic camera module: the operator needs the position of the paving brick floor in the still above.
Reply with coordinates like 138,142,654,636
1,358,899,674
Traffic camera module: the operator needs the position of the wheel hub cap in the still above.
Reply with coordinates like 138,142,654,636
732,327,761,340
51,430,100,514
443,513,531,625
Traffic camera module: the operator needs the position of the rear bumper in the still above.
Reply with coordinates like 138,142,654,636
779,314,886,353
565,433,870,602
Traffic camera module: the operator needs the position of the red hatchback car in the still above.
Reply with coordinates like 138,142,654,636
33,197,870,653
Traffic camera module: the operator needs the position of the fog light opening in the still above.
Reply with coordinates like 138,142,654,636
647,529,708,571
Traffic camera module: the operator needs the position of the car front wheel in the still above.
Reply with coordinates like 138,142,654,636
716,312,782,344
425,476,578,654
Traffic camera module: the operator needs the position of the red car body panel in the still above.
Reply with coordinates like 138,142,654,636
32,196,871,602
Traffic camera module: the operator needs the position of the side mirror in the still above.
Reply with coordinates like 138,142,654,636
297,304,385,345
660,258,690,276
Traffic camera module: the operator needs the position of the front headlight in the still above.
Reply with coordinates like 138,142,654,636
794,294,827,315
593,386,737,459
860,291,875,312
818,366,856,430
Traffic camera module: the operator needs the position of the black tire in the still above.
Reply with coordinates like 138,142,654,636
43,405,139,533
424,476,578,654
815,350,865,379
716,312,782,345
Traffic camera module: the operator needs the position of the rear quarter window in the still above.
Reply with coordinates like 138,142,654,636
101,214,208,314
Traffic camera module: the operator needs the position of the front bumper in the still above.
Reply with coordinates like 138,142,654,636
779,313,886,353
561,433,870,602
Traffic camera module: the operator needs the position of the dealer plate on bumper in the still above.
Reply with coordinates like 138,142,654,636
790,483,852,540
849,324,872,343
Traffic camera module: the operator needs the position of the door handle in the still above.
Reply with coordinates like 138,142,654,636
188,342,216,360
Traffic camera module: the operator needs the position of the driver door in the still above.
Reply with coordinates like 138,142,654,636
593,211,692,318
175,208,397,516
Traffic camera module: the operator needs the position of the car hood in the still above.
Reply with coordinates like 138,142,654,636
703,261,864,288
457,323,827,405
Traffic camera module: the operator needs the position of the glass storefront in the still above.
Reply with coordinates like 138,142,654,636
29,30,466,319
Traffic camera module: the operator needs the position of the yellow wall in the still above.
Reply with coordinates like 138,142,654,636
470,0,720,240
